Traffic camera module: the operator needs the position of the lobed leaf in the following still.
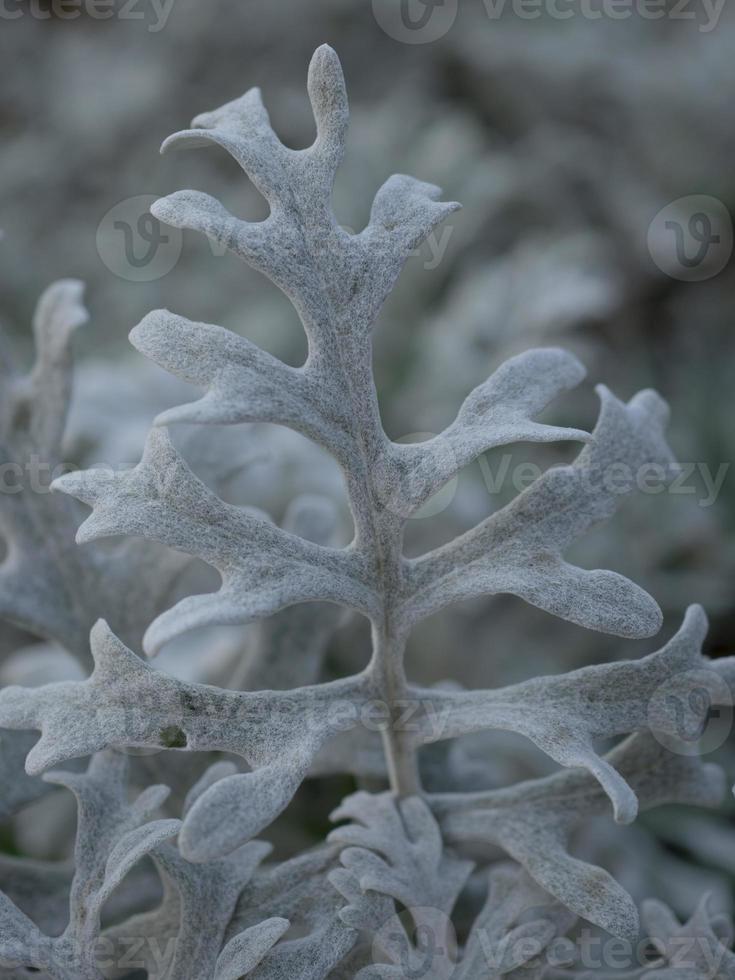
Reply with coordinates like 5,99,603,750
454,863,576,980
52,426,378,654
0,751,179,979
383,347,590,518
0,620,378,860
409,605,711,823
401,385,678,637
431,733,725,940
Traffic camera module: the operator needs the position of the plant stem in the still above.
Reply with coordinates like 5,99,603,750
330,325,422,795
372,621,422,797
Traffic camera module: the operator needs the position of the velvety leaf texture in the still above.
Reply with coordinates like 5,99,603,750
0,281,195,667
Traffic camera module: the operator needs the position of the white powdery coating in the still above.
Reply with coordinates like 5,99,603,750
636,896,735,980
0,750,180,978
400,385,677,636
106,774,278,979
53,426,379,655
0,753,299,979
452,864,576,980
329,792,474,917
0,620,377,861
0,280,195,667
430,732,725,940
328,800,575,979
53,47,677,676
408,605,712,824
0,605,718,879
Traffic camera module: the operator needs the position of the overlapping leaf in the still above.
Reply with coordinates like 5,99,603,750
0,751,179,979
0,620,377,860
0,280,95,661
330,792,474,915
637,896,735,980
328,798,573,980
228,844,363,980
453,864,576,980
0,281,193,665
408,605,712,823
0,753,300,980
431,733,725,940
53,428,377,655
103,763,282,980
329,793,472,980
401,385,677,637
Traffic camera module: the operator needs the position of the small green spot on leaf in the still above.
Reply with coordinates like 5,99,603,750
159,726,187,749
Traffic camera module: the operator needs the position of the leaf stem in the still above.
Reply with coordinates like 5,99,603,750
372,621,422,797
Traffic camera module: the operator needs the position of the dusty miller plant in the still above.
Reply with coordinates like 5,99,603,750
0,45,734,980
